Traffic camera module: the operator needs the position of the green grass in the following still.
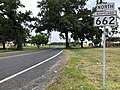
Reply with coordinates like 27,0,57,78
0,46,49,53
46,47,120,90
0,45,61,53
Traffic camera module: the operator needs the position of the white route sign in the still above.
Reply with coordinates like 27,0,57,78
94,15,117,26
96,3,115,11
94,3,117,27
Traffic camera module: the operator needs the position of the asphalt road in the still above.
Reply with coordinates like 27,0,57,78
0,48,63,90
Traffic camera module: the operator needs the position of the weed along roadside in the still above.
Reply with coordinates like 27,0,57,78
45,48,120,90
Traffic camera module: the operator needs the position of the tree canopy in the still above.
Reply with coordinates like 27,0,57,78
31,33,48,48
36,0,102,48
0,0,106,49
0,0,35,50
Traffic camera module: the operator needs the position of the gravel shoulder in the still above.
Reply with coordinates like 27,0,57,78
30,54,65,90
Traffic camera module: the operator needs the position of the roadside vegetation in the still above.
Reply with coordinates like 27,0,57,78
0,46,46,53
46,47,120,90
0,45,61,53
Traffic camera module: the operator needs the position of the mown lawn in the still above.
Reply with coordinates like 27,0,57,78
46,47,120,90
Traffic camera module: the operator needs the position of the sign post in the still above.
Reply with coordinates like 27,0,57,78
103,26,106,90
93,2,117,90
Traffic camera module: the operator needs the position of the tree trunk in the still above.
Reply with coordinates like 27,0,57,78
16,35,23,50
37,44,40,48
2,42,6,49
17,42,23,50
80,40,83,48
65,31,69,48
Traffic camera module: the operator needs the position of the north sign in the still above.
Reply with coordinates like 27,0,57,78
96,3,115,11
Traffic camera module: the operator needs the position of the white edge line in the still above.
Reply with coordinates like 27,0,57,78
0,50,63,84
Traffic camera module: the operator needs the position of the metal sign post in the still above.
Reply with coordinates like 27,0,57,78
93,2,117,90
103,26,106,90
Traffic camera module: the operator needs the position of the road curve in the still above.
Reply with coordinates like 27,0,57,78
0,48,63,90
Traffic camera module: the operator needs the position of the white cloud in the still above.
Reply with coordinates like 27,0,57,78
85,0,96,9
19,0,40,16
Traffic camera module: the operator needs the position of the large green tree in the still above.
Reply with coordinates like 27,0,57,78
37,0,88,48
0,0,34,50
0,15,13,49
31,33,48,48
71,8,102,48
0,0,16,49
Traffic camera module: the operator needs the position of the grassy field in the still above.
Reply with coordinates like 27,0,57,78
0,46,39,53
46,47,120,90
0,45,55,53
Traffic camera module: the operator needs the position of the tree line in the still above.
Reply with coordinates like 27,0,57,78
0,0,119,50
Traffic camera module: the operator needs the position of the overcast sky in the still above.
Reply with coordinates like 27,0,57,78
19,0,120,42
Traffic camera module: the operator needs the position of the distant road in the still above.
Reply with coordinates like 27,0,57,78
0,48,63,90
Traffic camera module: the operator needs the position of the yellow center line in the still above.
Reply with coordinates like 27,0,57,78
0,50,47,60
